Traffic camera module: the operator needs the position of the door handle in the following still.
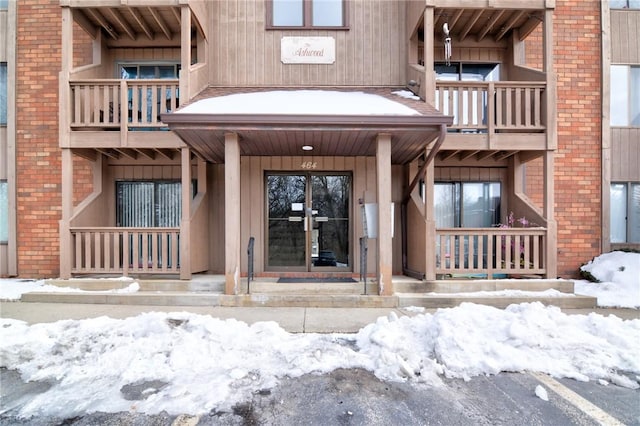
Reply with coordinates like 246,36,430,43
288,217,303,222
314,217,329,222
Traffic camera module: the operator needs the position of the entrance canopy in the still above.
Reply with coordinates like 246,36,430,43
162,87,452,164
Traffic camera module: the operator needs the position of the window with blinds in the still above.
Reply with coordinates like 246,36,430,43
116,181,182,227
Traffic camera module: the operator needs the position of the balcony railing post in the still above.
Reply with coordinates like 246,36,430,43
120,80,128,144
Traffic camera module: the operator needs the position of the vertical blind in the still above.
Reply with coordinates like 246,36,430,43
117,181,182,227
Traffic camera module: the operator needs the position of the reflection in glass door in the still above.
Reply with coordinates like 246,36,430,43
266,173,351,271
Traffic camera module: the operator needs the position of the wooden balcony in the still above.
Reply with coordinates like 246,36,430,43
435,81,548,154
70,79,179,130
436,227,547,279
70,227,180,276
64,79,184,156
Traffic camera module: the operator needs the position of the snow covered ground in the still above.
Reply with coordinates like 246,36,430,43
0,251,638,419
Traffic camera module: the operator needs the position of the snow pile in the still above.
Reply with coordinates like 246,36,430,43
575,251,640,309
177,90,421,116
0,279,140,301
2,302,639,418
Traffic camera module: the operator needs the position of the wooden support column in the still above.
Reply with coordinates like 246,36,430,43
180,147,192,279
59,149,74,279
544,151,557,278
424,7,435,104
424,161,436,281
225,133,241,294
180,5,192,99
543,7,557,278
376,134,393,295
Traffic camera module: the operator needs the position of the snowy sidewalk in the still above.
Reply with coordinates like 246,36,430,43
1,300,638,333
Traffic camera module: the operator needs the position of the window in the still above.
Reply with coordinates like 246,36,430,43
611,65,640,126
435,182,501,228
0,63,7,125
435,63,500,131
610,183,640,243
118,63,180,80
0,0,8,10
610,0,640,9
116,181,184,227
269,0,346,28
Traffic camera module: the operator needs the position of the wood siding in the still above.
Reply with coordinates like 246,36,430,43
209,0,407,86
611,10,640,64
611,128,640,181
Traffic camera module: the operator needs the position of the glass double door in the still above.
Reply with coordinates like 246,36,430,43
267,173,351,271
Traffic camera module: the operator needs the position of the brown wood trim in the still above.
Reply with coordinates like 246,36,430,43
162,113,452,129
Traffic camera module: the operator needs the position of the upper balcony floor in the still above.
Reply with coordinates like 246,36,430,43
60,0,555,158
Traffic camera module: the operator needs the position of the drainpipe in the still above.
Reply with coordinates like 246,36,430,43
401,124,447,279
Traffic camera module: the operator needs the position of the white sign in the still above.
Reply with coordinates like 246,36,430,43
281,37,335,64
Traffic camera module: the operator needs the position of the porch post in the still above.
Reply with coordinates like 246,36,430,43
376,134,393,295
544,152,557,278
225,132,241,294
424,161,436,281
180,147,192,279
543,7,558,278
59,149,73,279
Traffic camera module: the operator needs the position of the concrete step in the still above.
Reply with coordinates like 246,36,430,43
397,294,597,309
44,278,225,292
394,279,575,294
248,281,378,295
20,291,397,308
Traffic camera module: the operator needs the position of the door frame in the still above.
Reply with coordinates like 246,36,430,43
264,171,353,273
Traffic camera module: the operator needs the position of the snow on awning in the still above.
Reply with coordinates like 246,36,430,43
177,90,422,116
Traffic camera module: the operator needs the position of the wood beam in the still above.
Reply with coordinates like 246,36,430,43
459,150,480,160
127,7,153,40
439,150,460,161
105,8,136,40
71,148,97,162
477,10,505,42
476,150,499,161
459,9,483,41
495,10,524,42
71,9,97,40
133,148,156,160
496,150,517,161
170,6,182,28
85,8,119,40
448,9,464,32
156,148,176,160
113,148,137,159
148,7,172,40
96,148,120,159
519,13,543,40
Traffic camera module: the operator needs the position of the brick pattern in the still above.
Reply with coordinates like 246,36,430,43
16,0,62,277
553,0,602,277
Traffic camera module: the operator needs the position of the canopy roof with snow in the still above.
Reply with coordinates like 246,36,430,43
162,88,452,164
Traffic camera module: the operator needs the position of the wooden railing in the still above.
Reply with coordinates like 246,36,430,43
435,81,545,133
70,227,180,275
69,79,179,130
436,227,546,278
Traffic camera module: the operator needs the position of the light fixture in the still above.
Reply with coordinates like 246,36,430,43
302,145,313,151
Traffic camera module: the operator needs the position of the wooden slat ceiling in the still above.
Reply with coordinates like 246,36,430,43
432,7,543,42
72,6,186,47
163,87,453,165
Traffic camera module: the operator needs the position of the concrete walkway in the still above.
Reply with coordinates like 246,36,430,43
1,301,638,333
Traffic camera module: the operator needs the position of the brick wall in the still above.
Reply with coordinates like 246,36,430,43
16,0,62,277
553,0,602,277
